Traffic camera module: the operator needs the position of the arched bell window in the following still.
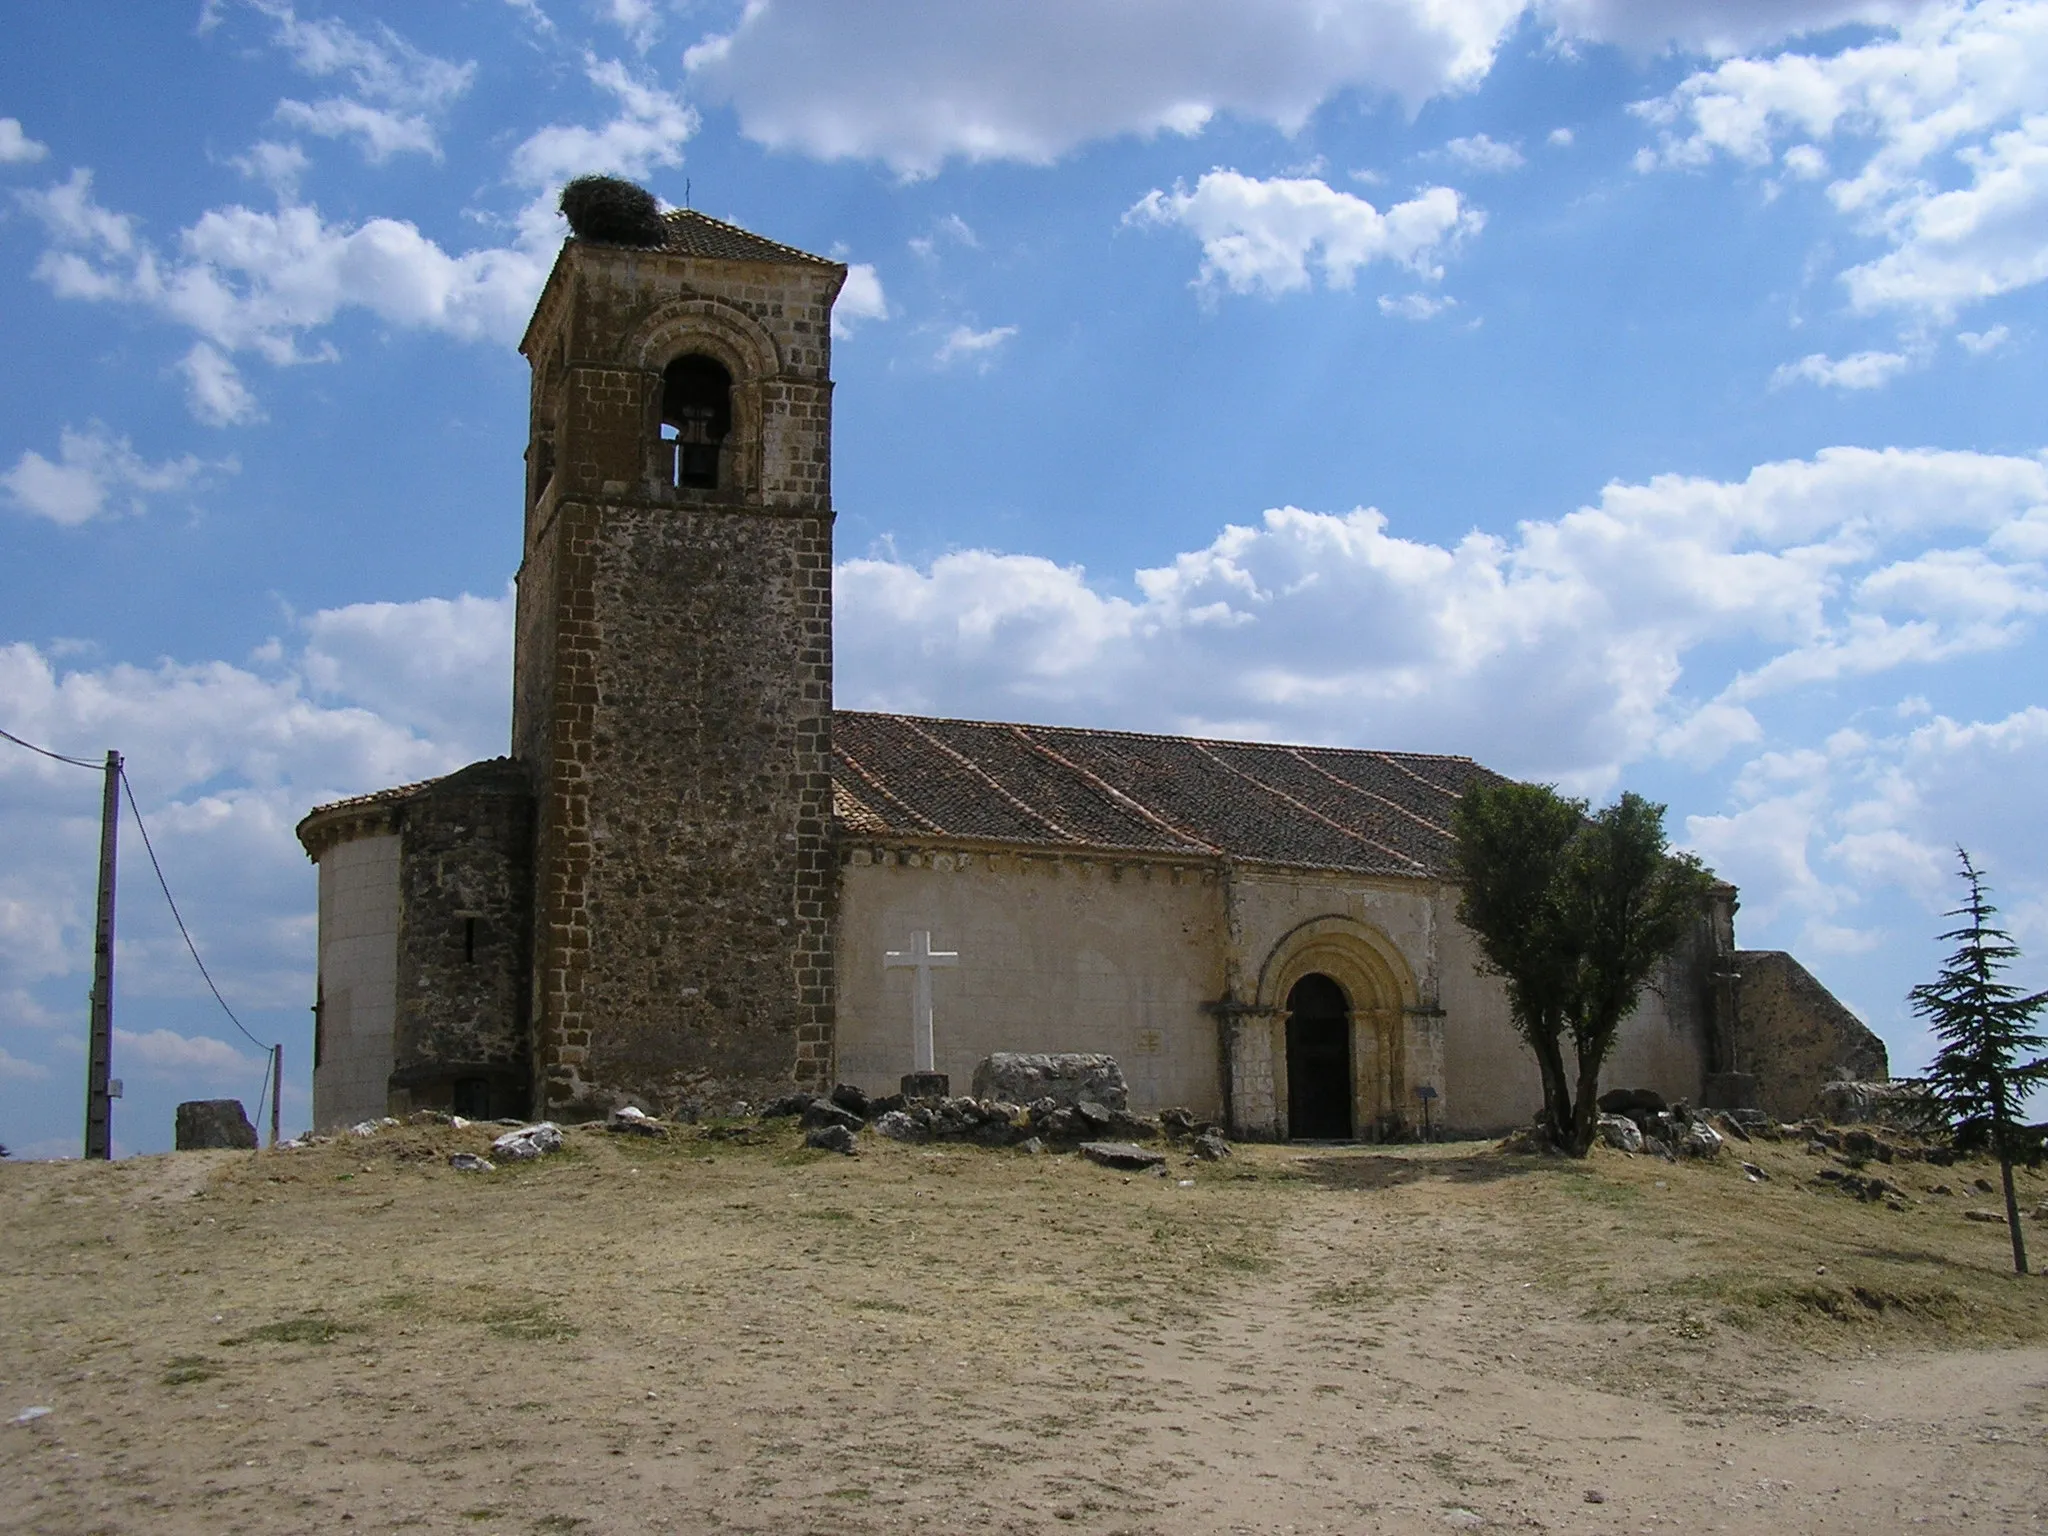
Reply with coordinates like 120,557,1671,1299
660,353,732,490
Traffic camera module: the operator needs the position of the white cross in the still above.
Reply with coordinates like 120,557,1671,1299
884,929,959,1073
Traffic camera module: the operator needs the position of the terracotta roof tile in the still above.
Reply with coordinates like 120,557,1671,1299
656,209,839,267
830,712,1505,876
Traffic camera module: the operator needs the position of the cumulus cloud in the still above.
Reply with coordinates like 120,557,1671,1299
1379,291,1456,319
1770,347,1917,389
508,57,697,192
0,117,48,165
840,445,2048,783
831,262,889,338
1635,1,2048,322
933,323,1018,368
1442,132,1525,171
604,0,661,52
1126,170,1481,297
1958,323,2012,353
114,1027,259,1076
679,1,1937,176
1,425,216,526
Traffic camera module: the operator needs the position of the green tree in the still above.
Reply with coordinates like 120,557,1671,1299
1453,782,1715,1156
1909,849,2048,1276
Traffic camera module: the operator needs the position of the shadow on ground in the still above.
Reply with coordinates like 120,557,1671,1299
1289,1150,1547,1191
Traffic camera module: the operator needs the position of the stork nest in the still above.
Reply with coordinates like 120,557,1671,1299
559,175,668,247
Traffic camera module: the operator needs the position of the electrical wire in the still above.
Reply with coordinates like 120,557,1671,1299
0,725,102,770
117,768,275,1054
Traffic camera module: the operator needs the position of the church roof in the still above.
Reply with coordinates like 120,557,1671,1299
830,712,1505,878
657,208,840,267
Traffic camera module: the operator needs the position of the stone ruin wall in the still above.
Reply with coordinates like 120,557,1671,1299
1732,949,1890,1122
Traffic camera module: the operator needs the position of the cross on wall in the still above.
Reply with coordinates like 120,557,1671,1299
883,929,959,1073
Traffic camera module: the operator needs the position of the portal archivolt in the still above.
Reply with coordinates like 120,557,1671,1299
1257,915,1416,1141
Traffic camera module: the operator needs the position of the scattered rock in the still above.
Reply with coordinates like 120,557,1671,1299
760,1093,815,1120
1973,1177,1996,1194
1841,1128,1897,1164
1018,1137,1045,1155
174,1100,258,1151
607,1107,667,1138
448,1153,495,1173
805,1123,858,1156
1964,1209,2008,1224
829,1082,873,1120
1597,1087,1665,1116
1596,1114,1644,1153
1078,1141,1167,1171
1819,1078,1933,1128
1157,1106,1198,1138
1677,1121,1723,1160
971,1053,1129,1111
872,1110,922,1143
1192,1128,1232,1161
12,1407,52,1425
348,1120,382,1139
800,1100,863,1134
1075,1100,1114,1133
1441,1510,1484,1530
1583,1490,1608,1505
1741,1161,1769,1182
491,1122,564,1162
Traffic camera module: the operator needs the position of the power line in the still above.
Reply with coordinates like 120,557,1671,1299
0,725,102,771
117,768,275,1054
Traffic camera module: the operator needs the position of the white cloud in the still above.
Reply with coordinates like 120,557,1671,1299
0,117,48,165
274,97,439,163
179,343,264,428
1443,132,1524,171
1126,170,1481,297
1770,347,1916,389
114,1027,259,1076
604,0,660,52
509,57,697,191
1547,126,1575,146
839,445,2048,785
1379,291,1455,319
1,425,215,526
1958,322,2012,352
832,263,889,338
1545,0,1932,55
0,1044,50,1082
934,323,1019,369
1636,2,2048,323
232,139,311,197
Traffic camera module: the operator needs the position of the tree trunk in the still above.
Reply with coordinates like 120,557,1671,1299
1567,1034,1605,1158
1529,1028,1571,1149
2001,1157,2029,1275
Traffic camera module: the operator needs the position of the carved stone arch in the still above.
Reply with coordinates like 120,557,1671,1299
1256,915,1420,1140
627,299,782,498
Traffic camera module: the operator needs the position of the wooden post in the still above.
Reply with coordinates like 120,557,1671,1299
269,1044,282,1149
83,749,121,1161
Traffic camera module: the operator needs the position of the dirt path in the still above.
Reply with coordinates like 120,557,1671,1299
3,1127,2045,1534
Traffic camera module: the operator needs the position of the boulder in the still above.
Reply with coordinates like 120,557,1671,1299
174,1100,257,1151
872,1110,923,1142
1596,1114,1644,1153
1597,1087,1665,1116
972,1053,1128,1112
1192,1128,1232,1161
1964,1208,2008,1224
1079,1141,1167,1171
448,1152,495,1173
1075,1100,1114,1132
1677,1121,1724,1160
800,1099,863,1134
1157,1106,1198,1138
760,1092,815,1120
829,1083,874,1120
805,1123,858,1155
491,1122,564,1162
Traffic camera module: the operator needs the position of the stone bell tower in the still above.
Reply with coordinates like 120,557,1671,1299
512,205,846,1116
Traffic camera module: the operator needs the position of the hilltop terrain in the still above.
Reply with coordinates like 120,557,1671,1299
2,1120,2045,1534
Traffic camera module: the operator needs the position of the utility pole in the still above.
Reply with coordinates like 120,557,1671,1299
269,1044,282,1148
83,749,120,1160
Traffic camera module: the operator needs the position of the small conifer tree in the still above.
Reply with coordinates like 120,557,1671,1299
1909,849,2048,1275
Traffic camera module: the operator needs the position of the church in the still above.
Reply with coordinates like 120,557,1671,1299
296,197,1884,1141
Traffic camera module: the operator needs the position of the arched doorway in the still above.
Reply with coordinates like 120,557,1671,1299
1286,973,1353,1140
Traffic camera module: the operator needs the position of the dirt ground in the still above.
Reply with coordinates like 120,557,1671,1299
3,1120,2046,1536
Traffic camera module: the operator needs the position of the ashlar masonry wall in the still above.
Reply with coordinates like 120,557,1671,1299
311,832,400,1131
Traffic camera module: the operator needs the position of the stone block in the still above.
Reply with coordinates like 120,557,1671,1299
175,1100,257,1151
972,1053,1128,1112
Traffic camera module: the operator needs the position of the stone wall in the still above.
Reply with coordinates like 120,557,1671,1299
1733,949,1889,1121
310,831,399,1131
390,760,534,1119
514,237,845,1118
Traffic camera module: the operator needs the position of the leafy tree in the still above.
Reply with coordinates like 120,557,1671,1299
1454,782,1715,1156
1909,849,2048,1276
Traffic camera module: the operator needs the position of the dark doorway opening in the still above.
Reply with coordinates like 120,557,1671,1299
661,353,733,489
1286,973,1354,1140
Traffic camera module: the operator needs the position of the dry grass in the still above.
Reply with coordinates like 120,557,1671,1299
2,1120,2046,1534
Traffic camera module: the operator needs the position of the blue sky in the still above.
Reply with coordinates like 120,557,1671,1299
4,0,2047,1155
